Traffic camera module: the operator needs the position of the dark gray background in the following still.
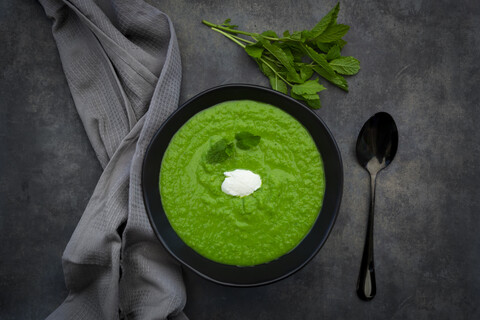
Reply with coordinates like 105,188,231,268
1,0,479,319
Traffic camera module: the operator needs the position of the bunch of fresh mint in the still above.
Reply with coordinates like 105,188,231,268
202,3,359,109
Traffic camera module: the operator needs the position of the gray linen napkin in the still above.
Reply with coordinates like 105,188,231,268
39,0,187,319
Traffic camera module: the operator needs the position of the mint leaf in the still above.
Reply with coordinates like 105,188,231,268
336,39,347,49
302,43,336,76
289,31,304,41
291,91,305,101
225,142,235,157
221,19,238,29
299,64,314,81
292,79,326,95
206,139,234,164
315,24,350,43
245,44,264,58
315,41,333,53
282,46,295,63
261,30,278,38
257,59,273,77
287,43,304,62
329,56,361,75
300,30,312,41
326,45,341,61
312,65,349,91
290,91,322,109
306,98,322,109
283,30,304,41
269,74,288,94
257,37,302,83
258,59,286,78
235,131,261,150
316,39,347,53
292,79,325,109
302,93,323,100
308,3,340,40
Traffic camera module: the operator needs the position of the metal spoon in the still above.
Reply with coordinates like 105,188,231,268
355,112,398,301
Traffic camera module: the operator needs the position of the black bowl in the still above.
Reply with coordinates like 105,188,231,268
142,84,343,287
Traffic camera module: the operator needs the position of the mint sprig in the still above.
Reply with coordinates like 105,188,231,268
206,132,261,164
202,2,360,109
206,139,235,164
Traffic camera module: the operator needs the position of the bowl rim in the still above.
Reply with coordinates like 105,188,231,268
142,83,343,287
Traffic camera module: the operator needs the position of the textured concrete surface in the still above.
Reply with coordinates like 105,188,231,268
1,0,479,319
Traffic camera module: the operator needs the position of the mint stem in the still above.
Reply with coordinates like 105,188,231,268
202,20,257,38
211,28,246,48
202,20,288,42
211,28,254,44
230,34,255,44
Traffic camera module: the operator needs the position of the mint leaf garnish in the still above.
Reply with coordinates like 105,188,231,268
225,142,235,157
235,132,261,150
206,139,234,164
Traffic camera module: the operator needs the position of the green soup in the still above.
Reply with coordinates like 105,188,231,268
160,100,325,266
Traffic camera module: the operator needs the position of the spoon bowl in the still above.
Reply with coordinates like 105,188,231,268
356,112,398,174
356,112,398,300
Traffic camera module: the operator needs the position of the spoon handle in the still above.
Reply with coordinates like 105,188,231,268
357,173,377,301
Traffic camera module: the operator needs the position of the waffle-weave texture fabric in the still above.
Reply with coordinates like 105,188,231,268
39,0,187,319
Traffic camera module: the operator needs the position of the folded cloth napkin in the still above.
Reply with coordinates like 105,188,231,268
39,0,187,319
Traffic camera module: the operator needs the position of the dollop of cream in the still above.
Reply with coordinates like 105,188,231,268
221,169,262,197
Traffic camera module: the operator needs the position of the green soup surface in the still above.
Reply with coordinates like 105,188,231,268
160,100,325,266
